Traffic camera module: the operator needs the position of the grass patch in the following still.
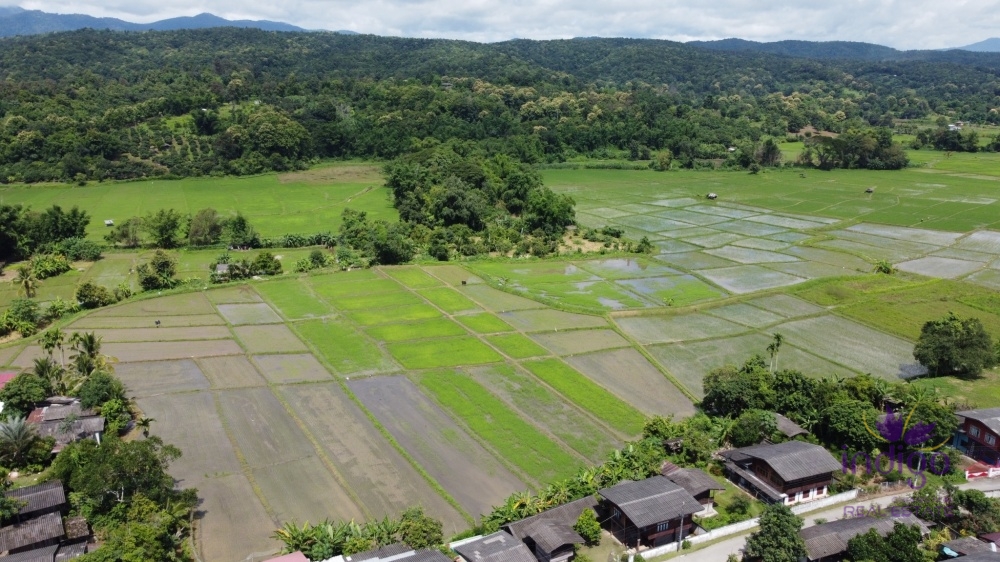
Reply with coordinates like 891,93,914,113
415,370,582,483
522,358,646,436
417,287,481,314
455,313,514,334
383,266,443,288
485,333,549,359
387,337,503,369
347,303,442,326
328,290,424,310
295,319,396,374
911,371,1000,409
365,319,467,342
255,279,335,319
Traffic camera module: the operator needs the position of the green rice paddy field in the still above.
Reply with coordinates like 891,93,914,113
3,152,1000,562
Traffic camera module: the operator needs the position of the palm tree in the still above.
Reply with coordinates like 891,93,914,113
12,266,38,298
32,356,82,396
41,329,65,367
0,417,38,467
136,417,156,438
70,331,107,377
767,333,784,372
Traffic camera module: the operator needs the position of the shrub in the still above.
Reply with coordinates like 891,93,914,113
78,372,126,410
5,299,39,327
75,282,117,309
42,297,79,322
29,253,71,279
54,238,103,261
250,252,282,276
137,250,178,291
0,374,50,418
573,509,602,546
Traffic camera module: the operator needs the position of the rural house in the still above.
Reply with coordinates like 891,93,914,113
502,496,598,562
0,481,89,559
720,440,840,505
27,398,105,454
953,408,1000,465
454,532,538,562
800,514,929,561
597,476,703,548
659,462,725,516
942,535,998,557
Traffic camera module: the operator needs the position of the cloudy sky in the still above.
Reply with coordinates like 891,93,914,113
6,0,999,49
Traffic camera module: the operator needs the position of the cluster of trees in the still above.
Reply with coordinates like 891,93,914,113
105,208,260,249
701,353,960,463
913,312,998,377
1,29,992,181
797,128,909,170
209,250,283,283
273,507,443,562
0,204,90,262
0,296,78,338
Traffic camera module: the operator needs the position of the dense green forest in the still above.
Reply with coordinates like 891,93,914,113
1,29,999,182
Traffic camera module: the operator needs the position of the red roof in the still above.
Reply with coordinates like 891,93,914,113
0,372,17,389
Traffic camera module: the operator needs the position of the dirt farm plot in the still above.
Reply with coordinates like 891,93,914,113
529,329,630,356
197,356,267,389
193,475,278,562
704,303,785,328
566,348,695,418
103,340,245,362
136,392,242,485
217,303,284,325
615,314,748,345
252,354,334,384
0,346,21,366
776,315,926,378
215,387,317,468
459,284,545,311
349,376,526,518
278,383,469,531
205,285,264,304
648,333,857,398
68,314,226,329
92,292,217,316
88,326,232,342
253,456,364,523
114,359,210,397
233,324,309,353
499,309,608,332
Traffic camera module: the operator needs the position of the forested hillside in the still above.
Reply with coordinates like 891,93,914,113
1,29,998,182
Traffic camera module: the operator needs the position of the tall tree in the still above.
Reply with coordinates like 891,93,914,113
913,312,997,376
142,209,184,249
743,503,806,562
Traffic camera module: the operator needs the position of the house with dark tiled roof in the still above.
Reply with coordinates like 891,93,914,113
954,408,1000,465
659,462,724,516
502,496,598,562
942,535,998,558
956,553,1000,562
0,511,65,555
597,476,703,548
5,481,66,522
720,441,840,505
454,531,538,562
800,514,929,561
26,398,105,454
0,542,87,562
774,413,809,440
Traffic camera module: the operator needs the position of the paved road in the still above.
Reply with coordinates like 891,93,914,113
670,478,1000,562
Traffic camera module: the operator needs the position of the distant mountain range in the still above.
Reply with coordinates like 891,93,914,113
0,7,360,37
956,38,1000,52
689,37,1000,58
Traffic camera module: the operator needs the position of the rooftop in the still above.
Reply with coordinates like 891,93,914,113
5,481,66,516
0,544,58,562
659,465,725,497
0,511,65,552
723,441,840,482
453,531,538,562
504,496,598,552
943,536,995,556
800,515,928,561
774,413,809,439
598,476,703,528
958,408,1000,435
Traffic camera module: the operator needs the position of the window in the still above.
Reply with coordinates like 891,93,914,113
612,508,620,519
988,434,996,446
656,522,669,532
972,426,981,437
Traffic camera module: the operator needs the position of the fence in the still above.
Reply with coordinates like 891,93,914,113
636,489,861,558
966,467,1000,480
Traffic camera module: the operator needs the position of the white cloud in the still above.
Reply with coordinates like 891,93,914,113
3,0,999,48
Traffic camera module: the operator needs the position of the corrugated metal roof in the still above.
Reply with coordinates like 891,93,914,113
943,536,994,555
503,496,597,546
453,531,537,562
800,515,928,560
346,543,411,562
774,414,809,438
598,476,703,528
520,522,581,553
958,408,1000,435
0,512,64,552
54,543,87,561
0,544,57,562
957,552,1000,562
5,481,66,516
661,468,725,497
726,441,840,483
344,544,450,562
